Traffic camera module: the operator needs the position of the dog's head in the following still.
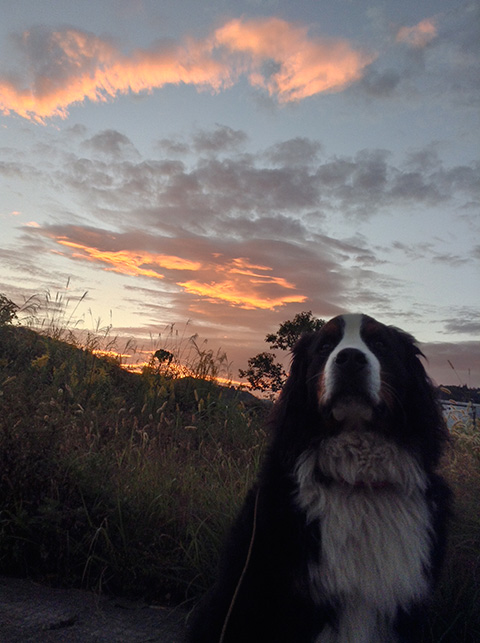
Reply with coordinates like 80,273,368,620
271,314,447,471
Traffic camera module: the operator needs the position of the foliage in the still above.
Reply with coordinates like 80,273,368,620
238,352,286,394
0,321,268,602
0,294,19,325
239,311,325,394
437,385,480,405
427,417,480,641
265,310,325,351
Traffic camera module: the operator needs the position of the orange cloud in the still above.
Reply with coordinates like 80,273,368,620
56,240,202,278
53,237,306,310
215,17,376,102
0,18,374,122
396,18,437,48
179,257,307,310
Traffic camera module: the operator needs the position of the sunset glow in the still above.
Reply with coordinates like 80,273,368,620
0,17,374,122
56,240,202,278
54,239,306,311
215,17,376,102
179,279,306,310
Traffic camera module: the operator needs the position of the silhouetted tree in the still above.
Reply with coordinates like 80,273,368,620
239,311,325,395
0,294,19,325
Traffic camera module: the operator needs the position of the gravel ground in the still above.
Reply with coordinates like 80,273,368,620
0,576,188,642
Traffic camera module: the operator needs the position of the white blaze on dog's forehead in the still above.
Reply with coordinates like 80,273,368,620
321,314,382,405
337,314,367,351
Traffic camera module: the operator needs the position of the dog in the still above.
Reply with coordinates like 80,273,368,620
189,314,450,643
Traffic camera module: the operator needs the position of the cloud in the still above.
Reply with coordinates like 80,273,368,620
83,129,139,158
178,257,307,310
2,125,478,375
192,124,248,154
441,309,480,336
264,137,322,166
396,18,437,49
213,17,376,102
55,239,203,278
0,18,374,122
360,68,401,97
34,225,309,312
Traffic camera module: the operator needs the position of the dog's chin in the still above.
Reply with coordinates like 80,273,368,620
322,394,378,429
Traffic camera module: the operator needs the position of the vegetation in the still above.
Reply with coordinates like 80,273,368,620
0,295,269,603
239,311,324,394
0,294,479,640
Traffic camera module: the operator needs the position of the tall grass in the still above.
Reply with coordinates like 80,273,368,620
0,308,268,603
427,416,480,641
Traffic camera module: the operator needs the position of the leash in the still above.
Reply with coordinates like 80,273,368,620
218,487,260,643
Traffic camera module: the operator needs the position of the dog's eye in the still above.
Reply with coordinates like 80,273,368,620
319,342,334,354
373,339,385,351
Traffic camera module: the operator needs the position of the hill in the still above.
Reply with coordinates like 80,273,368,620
0,322,268,602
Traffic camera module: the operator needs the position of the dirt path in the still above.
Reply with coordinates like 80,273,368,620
0,576,188,642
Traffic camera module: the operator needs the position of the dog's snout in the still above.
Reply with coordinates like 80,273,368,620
335,348,368,373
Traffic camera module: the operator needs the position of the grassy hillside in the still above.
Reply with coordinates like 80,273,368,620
0,323,268,602
0,320,479,640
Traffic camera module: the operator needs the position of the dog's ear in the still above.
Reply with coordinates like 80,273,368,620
268,332,320,461
397,331,449,468
279,332,317,410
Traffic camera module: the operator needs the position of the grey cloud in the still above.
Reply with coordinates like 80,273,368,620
4,125,479,236
83,129,139,158
431,253,470,267
155,137,190,156
215,214,311,243
441,309,480,335
0,159,42,180
40,133,478,243
264,138,323,167
194,156,320,215
192,125,248,154
389,170,443,204
360,68,401,97
392,241,474,268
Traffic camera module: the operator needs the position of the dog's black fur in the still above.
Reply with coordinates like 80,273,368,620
189,314,450,643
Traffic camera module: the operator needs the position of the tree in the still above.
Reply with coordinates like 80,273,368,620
265,310,325,350
0,294,19,325
239,311,325,395
239,352,286,394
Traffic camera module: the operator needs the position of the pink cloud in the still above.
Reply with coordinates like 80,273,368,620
215,17,376,102
0,18,375,122
396,18,437,49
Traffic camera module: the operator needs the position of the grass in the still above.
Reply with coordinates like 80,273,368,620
427,417,480,641
0,295,479,639
0,317,268,604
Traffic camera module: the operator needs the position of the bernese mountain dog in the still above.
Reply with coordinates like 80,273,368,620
189,314,450,643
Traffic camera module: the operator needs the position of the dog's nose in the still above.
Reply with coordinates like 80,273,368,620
335,348,368,373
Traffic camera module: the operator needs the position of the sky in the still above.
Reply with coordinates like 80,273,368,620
0,0,479,388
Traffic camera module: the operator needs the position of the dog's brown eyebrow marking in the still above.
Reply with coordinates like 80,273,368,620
362,317,383,336
321,316,343,337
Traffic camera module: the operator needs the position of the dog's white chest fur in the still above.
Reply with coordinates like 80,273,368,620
295,433,432,643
